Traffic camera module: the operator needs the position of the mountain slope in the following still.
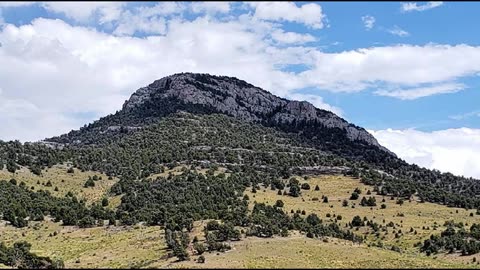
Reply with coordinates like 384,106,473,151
39,73,480,210
47,73,394,160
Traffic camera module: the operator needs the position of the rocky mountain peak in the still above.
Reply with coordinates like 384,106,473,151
121,72,391,153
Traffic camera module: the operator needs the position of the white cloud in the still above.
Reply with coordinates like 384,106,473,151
113,10,166,36
287,93,343,117
387,25,409,37
271,29,316,44
190,2,231,14
0,96,81,142
361,15,375,30
374,82,465,100
370,128,480,179
299,44,480,92
249,2,326,29
111,2,189,36
134,2,186,17
0,2,35,8
41,2,125,23
401,1,443,12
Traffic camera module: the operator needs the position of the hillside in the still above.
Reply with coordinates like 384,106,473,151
1,73,480,268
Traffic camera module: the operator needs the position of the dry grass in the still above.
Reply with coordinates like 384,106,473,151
243,174,480,264
0,164,118,205
171,233,468,269
0,220,165,269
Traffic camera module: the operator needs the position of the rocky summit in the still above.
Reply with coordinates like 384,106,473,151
122,73,386,150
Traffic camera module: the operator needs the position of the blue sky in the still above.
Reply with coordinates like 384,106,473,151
311,2,480,131
0,1,479,178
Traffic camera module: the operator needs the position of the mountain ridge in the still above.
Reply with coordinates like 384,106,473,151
121,72,387,151
48,72,393,159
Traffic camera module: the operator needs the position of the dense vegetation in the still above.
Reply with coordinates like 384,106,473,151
4,112,478,209
0,180,114,228
355,167,480,209
114,168,249,228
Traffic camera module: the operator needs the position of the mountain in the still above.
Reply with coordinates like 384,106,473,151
47,73,394,158
122,73,382,148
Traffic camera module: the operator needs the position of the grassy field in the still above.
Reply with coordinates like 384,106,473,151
0,220,165,269
1,220,474,269
243,174,480,264
0,164,118,205
1,172,480,268
172,233,469,269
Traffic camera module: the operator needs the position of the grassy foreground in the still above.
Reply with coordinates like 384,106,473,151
1,171,480,268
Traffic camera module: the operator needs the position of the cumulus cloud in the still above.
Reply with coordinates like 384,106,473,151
133,2,186,17
190,2,231,14
270,29,316,44
370,128,480,179
113,10,167,36
375,82,465,100
249,2,326,29
361,15,375,30
401,1,444,12
41,2,125,23
299,44,480,93
3,16,480,142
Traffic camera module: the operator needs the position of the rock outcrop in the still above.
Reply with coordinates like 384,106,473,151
122,72,389,152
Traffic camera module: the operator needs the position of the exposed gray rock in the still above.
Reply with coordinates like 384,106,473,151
292,166,351,175
38,140,65,150
122,72,392,153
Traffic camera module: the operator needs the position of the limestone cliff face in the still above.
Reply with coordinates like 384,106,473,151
122,72,389,152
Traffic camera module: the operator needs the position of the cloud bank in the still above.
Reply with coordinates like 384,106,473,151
370,128,480,179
